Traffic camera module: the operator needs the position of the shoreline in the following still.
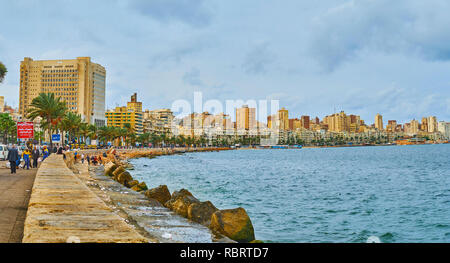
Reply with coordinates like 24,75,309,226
81,147,258,243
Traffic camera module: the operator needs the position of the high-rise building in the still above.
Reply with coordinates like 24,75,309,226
105,93,143,135
301,115,310,130
323,111,350,132
288,118,301,130
386,120,397,133
421,117,428,132
19,57,106,126
438,121,450,139
236,105,256,130
428,116,437,133
375,113,383,130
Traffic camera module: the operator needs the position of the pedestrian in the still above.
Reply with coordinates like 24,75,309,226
81,153,85,164
22,148,31,170
42,146,49,160
86,155,91,165
57,146,63,154
7,145,19,174
32,146,40,168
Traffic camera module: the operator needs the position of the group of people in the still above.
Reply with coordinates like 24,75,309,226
6,145,50,174
6,143,108,174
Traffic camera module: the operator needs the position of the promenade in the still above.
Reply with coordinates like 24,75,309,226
0,164,36,243
22,154,147,243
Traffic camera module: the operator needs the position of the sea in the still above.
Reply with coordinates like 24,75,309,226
128,144,450,243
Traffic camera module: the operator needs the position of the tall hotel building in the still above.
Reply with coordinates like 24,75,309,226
19,57,106,126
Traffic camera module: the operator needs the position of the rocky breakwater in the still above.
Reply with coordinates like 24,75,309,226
99,147,258,243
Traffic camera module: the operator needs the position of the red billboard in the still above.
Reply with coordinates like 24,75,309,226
17,122,34,139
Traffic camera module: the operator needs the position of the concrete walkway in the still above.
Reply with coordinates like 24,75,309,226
0,165,37,243
22,155,147,243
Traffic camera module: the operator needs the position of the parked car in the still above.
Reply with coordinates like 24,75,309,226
0,145,8,160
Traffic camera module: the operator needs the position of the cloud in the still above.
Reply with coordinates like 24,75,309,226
128,0,212,28
309,0,450,71
242,42,276,75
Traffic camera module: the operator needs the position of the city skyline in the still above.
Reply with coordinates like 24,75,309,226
1,0,450,124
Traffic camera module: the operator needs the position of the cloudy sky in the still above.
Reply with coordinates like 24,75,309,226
0,0,449,124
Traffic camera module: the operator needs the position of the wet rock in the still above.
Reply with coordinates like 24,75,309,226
165,189,200,217
128,180,139,188
117,171,133,185
144,185,171,205
137,182,148,191
104,162,118,177
112,166,125,178
210,207,255,243
131,185,143,192
188,201,218,226
171,189,194,200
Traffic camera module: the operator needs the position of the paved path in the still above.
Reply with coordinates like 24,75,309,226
0,165,37,243
22,155,147,243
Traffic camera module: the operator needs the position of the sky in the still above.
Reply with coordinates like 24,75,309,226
0,0,449,124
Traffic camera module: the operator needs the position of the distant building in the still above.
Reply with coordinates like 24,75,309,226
301,115,310,130
375,113,383,130
438,121,450,139
105,93,143,135
143,109,174,135
427,116,437,133
19,57,106,126
236,105,256,130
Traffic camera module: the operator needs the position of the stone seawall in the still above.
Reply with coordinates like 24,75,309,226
22,154,147,243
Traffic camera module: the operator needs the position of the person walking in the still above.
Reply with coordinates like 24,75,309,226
86,154,91,165
7,145,19,174
22,148,31,170
42,146,49,161
81,153,85,164
32,146,40,168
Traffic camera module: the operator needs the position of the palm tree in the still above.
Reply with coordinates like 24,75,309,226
26,93,67,148
0,61,7,83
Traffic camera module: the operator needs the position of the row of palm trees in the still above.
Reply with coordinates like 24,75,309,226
25,93,220,148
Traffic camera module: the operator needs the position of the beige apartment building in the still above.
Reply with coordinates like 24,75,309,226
19,57,106,126
236,105,256,130
375,113,383,130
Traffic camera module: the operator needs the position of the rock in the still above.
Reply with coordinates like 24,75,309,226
104,162,118,177
250,240,264,243
165,189,200,217
128,180,139,188
144,185,171,205
112,166,125,178
117,171,133,185
210,208,255,243
171,189,194,200
131,185,143,192
188,201,218,226
137,182,148,191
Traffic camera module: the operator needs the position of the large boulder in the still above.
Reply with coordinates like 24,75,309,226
117,171,133,185
137,182,148,191
144,185,171,205
165,189,200,217
112,166,125,178
104,162,118,177
128,180,139,188
131,182,148,192
188,201,218,226
209,208,255,243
